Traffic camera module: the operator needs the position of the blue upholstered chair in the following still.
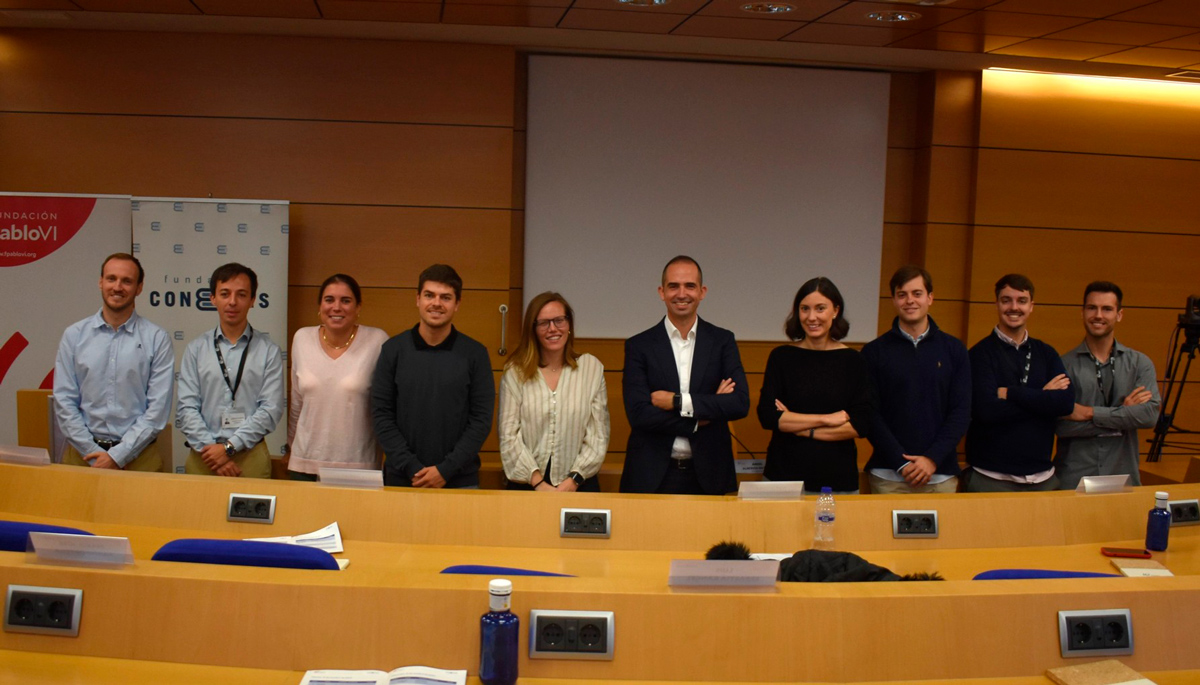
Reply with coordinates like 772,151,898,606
973,569,1120,580
152,539,340,570
0,520,93,552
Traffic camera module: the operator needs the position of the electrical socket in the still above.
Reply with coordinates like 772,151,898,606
529,610,614,660
1058,609,1133,658
227,493,276,524
4,585,82,637
892,510,938,538
1168,499,1200,526
560,508,610,538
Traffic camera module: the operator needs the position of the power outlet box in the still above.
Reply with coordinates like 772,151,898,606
1058,609,1133,657
227,493,276,524
892,510,938,538
560,509,610,538
529,609,614,660
4,585,82,637
1168,499,1200,526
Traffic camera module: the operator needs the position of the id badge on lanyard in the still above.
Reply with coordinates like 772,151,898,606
215,329,253,431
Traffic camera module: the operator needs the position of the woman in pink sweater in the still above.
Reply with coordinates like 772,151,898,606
285,273,388,480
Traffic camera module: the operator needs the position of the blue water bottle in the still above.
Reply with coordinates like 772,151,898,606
1146,491,1171,552
480,579,519,685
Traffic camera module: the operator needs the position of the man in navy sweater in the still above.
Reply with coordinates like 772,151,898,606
863,265,971,494
965,274,1075,492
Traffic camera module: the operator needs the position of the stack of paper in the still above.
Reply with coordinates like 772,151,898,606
1109,558,1172,577
247,522,343,554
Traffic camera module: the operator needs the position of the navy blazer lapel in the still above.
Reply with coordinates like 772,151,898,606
652,318,681,392
689,318,713,392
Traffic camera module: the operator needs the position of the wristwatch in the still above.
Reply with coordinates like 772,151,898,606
223,440,236,458
673,393,682,411
569,472,585,487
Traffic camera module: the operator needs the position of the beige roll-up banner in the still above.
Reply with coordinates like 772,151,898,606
132,198,289,473
0,192,132,452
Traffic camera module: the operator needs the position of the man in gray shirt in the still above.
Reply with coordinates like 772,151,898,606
1055,281,1159,489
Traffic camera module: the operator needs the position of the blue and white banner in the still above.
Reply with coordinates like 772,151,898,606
0,192,131,449
132,198,289,473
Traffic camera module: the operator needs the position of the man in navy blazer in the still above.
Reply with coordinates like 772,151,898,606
620,256,750,495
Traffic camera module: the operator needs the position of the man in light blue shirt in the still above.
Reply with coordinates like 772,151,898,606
176,263,283,478
54,253,174,471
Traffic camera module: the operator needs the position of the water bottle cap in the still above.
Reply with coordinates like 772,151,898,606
821,486,832,494
1155,491,1169,500
489,579,513,596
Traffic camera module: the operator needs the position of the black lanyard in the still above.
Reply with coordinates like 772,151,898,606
1013,346,1032,386
214,327,252,400
1091,344,1115,405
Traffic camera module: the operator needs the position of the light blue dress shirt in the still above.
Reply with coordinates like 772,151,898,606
175,324,284,453
53,309,175,467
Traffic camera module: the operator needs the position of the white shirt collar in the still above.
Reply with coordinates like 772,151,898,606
664,317,697,342
994,326,1028,349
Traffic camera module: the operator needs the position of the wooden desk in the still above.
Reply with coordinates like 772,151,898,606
1,521,1197,681
4,650,1200,685
3,463,1199,553
1140,455,1200,486
3,464,1200,682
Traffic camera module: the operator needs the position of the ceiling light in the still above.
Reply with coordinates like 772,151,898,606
741,2,795,13
615,0,671,6
867,10,921,22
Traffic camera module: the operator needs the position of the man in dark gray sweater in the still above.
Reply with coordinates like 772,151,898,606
371,264,494,488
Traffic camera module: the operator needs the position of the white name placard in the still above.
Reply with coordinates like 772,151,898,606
738,481,804,500
1076,475,1130,494
29,532,134,567
319,468,384,489
668,559,780,587
0,445,50,466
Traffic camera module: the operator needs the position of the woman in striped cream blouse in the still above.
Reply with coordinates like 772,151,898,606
499,292,610,491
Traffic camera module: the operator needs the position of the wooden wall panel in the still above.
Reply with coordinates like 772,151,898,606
968,226,1200,307
924,222,972,302
0,114,514,208
287,286,517,371
887,72,921,150
981,70,1200,159
930,71,980,148
975,148,1200,234
0,29,516,127
879,222,916,297
924,145,977,225
288,205,516,290
883,148,915,224
964,302,1186,375
573,338,625,370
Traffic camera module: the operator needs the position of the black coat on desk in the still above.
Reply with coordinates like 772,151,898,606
619,317,749,495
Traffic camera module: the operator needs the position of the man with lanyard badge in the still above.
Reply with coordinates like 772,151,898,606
177,263,284,478
964,273,1075,492
1055,281,1159,489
